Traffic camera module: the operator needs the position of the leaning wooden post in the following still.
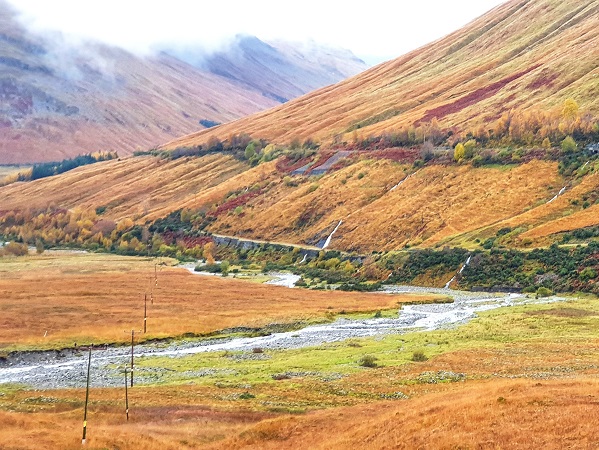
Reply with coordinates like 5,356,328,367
82,345,92,445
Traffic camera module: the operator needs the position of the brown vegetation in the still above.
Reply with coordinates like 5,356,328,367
213,378,599,449
3,153,598,252
0,253,430,350
162,0,599,150
2,340,599,449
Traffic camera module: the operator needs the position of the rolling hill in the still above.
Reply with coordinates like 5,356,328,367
0,0,367,164
163,0,599,150
1,152,598,253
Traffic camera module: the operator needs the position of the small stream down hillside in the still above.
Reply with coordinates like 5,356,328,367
321,220,343,249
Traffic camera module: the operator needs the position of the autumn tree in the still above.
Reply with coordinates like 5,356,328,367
561,135,577,153
562,98,579,120
454,143,465,161
203,242,215,264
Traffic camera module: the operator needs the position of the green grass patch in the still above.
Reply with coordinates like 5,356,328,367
134,297,599,391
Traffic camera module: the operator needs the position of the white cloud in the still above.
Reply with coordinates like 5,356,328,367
6,0,506,62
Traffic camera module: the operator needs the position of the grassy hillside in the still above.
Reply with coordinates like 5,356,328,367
163,0,599,150
2,0,597,253
1,151,598,253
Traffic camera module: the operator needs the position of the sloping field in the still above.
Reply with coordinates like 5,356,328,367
213,379,599,449
163,0,599,150
209,159,566,251
0,154,249,222
3,153,598,251
438,166,599,246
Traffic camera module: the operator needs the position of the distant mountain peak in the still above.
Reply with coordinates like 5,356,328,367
164,0,599,151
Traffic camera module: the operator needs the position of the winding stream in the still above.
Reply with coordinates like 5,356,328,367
0,283,563,389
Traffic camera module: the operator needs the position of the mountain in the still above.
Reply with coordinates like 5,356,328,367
0,1,367,164
163,0,599,150
172,35,367,104
1,0,598,255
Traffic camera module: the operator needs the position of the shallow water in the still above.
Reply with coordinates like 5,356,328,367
0,283,563,389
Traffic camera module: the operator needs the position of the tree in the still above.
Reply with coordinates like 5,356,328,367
454,143,465,161
463,140,477,159
244,142,256,160
220,260,230,276
561,135,577,154
203,242,215,264
541,137,552,149
562,98,579,120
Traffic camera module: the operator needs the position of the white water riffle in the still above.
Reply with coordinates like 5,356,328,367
265,273,301,288
0,287,564,389
322,220,343,249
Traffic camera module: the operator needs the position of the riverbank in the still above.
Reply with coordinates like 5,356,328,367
0,286,565,389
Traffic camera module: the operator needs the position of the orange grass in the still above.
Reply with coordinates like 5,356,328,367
162,0,599,150
0,154,248,222
204,159,563,251
212,378,599,450
1,152,583,254
3,374,599,449
0,252,434,350
2,297,599,449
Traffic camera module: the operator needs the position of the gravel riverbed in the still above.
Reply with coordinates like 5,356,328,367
0,281,564,390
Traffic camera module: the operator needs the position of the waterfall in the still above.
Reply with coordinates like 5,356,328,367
322,220,343,249
547,186,566,204
445,255,472,289
299,254,308,264
459,256,472,274
390,170,420,192
390,176,408,191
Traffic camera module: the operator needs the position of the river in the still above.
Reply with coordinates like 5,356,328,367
0,281,563,389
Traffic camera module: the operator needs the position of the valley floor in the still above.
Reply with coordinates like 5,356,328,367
1,252,599,448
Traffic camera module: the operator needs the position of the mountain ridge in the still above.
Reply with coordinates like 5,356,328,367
163,0,599,150
0,0,367,163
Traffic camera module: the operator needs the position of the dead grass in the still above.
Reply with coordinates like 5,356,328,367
0,152,589,254
161,0,599,149
210,159,562,251
0,252,433,351
0,154,248,222
211,378,599,450
1,269,599,448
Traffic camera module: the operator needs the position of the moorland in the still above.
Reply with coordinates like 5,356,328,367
1,0,599,448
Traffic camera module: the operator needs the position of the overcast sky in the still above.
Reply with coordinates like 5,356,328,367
7,0,507,64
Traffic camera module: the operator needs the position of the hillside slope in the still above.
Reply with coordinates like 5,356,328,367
1,0,598,253
2,152,597,252
164,0,599,150
0,1,367,164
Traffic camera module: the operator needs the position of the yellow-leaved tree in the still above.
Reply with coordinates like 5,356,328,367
454,143,465,161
